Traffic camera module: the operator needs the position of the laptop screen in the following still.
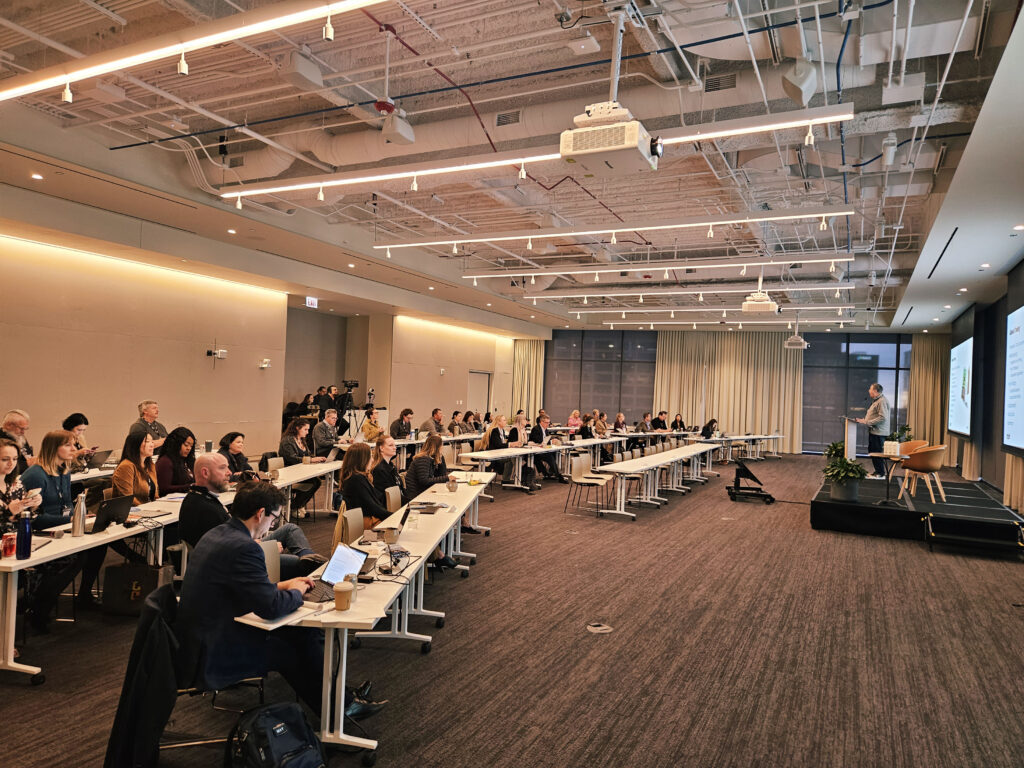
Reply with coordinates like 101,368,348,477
321,544,368,585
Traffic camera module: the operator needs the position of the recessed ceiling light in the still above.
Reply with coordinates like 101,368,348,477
30,173,43,180
355,313,360,316
530,315,535,318
1014,225,1024,231
943,304,951,309
923,329,929,333
959,287,967,292
980,263,990,269
486,303,491,306
347,263,355,268
932,317,939,322
329,308,334,312
428,286,435,291
227,228,236,234
826,327,832,332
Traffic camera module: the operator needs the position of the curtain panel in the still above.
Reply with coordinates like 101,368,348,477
512,339,544,420
653,331,803,453
908,334,953,465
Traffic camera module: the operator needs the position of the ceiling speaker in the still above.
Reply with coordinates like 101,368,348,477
782,59,818,107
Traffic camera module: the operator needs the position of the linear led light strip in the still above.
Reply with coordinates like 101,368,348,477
465,254,853,280
220,104,853,201
377,207,855,251
576,305,855,315
602,319,852,328
526,283,856,300
0,1,387,103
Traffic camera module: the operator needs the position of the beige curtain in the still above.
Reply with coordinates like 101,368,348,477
512,339,544,419
653,331,803,453
908,333,953,465
1004,455,1024,511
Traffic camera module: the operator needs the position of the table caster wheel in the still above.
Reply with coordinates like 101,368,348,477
484,529,491,535
435,617,445,628
631,517,636,521
350,637,362,650
421,641,431,654
598,512,604,517
30,673,45,686
362,749,377,767
460,569,469,578
469,557,477,565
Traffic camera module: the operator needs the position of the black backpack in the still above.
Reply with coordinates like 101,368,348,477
224,702,326,768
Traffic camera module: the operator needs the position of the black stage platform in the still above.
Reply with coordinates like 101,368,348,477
810,478,1024,553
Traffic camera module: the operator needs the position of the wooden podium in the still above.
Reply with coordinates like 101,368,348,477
842,417,858,459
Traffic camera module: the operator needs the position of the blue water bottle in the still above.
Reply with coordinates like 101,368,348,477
16,508,32,560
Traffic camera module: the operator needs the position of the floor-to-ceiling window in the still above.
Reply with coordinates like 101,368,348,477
543,329,656,423
802,333,912,453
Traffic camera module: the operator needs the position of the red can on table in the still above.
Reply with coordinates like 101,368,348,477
1,532,16,558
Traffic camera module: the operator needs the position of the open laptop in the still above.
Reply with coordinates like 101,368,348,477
307,544,378,602
88,495,133,533
85,449,113,469
375,506,412,534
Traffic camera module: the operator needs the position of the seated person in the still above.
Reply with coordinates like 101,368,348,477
566,410,582,431
612,413,628,432
312,409,345,458
461,410,477,433
671,413,686,431
370,436,405,505
593,412,609,437
361,406,384,443
177,481,384,720
340,442,389,529
578,413,596,440
112,431,159,505
218,431,257,481
486,415,535,494
700,419,719,439
278,419,325,516
179,454,324,578
529,415,567,483
62,412,95,475
389,408,414,440
651,411,669,431
419,408,451,437
405,434,454,498
447,411,464,436
155,427,196,496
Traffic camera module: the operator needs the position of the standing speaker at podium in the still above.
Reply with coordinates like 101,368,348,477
855,382,891,478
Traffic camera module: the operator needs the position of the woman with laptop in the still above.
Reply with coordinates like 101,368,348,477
340,442,388,529
155,427,196,496
112,432,159,506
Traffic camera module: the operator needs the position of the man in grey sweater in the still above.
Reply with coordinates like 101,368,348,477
857,383,891,478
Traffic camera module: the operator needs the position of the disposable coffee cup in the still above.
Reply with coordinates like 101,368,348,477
302,456,311,464
333,580,353,611
383,527,399,545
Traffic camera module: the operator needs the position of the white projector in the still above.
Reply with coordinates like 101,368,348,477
741,290,779,314
560,119,661,176
784,334,810,350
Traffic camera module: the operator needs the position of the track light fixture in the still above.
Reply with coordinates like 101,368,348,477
532,297,537,305
452,243,458,254
610,232,617,245
531,274,536,285
386,247,392,259
61,82,72,103
638,295,644,304
594,272,599,282
317,185,324,202
837,307,842,316
707,224,714,238
738,322,743,329
722,309,727,317
805,124,814,146
650,322,655,330
235,197,242,210
323,13,334,40
527,237,532,251
698,292,703,302
583,296,588,304
692,322,697,330
829,260,836,272
670,310,675,319
740,265,747,276
411,175,418,192
664,268,670,279
610,322,614,329
519,162,526,180
820,216,828,231
788,321,792,329
835,288,841,298
177,51,189,75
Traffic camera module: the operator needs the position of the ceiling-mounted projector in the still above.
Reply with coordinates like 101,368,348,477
784,334,809,350
741,273,779,313
559,101,662,176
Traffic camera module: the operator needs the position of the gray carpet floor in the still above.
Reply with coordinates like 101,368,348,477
4,455,1024,767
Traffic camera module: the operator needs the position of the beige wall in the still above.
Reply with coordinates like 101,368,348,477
0,236,287,454
284,307,346,405
390,316,514,424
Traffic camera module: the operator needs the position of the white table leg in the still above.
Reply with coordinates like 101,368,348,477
408,564,445,622
320,627,377,750
1,572,41,677
355,585,432,645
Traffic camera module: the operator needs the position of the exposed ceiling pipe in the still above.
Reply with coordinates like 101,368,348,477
899,0,916,86
886,0,900,88
878,0,974,316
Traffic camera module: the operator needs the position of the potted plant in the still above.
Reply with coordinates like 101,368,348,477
823,455,868,502
884,425,913,456
824,440,845,461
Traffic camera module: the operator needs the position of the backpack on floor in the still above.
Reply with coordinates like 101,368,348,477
224,702,325,768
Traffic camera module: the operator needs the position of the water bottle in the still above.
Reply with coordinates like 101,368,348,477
71,492,87,537
16,507,32,559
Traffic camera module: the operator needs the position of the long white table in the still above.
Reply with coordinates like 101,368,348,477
459,444,564,489
1,508,177,682
238,476,494,755
272,461,342,520
69,467,115,484
595,444,719,519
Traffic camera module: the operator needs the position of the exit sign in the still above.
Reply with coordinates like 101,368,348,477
305,296,318,309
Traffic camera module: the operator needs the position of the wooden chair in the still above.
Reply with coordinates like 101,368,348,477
898,445,947,503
